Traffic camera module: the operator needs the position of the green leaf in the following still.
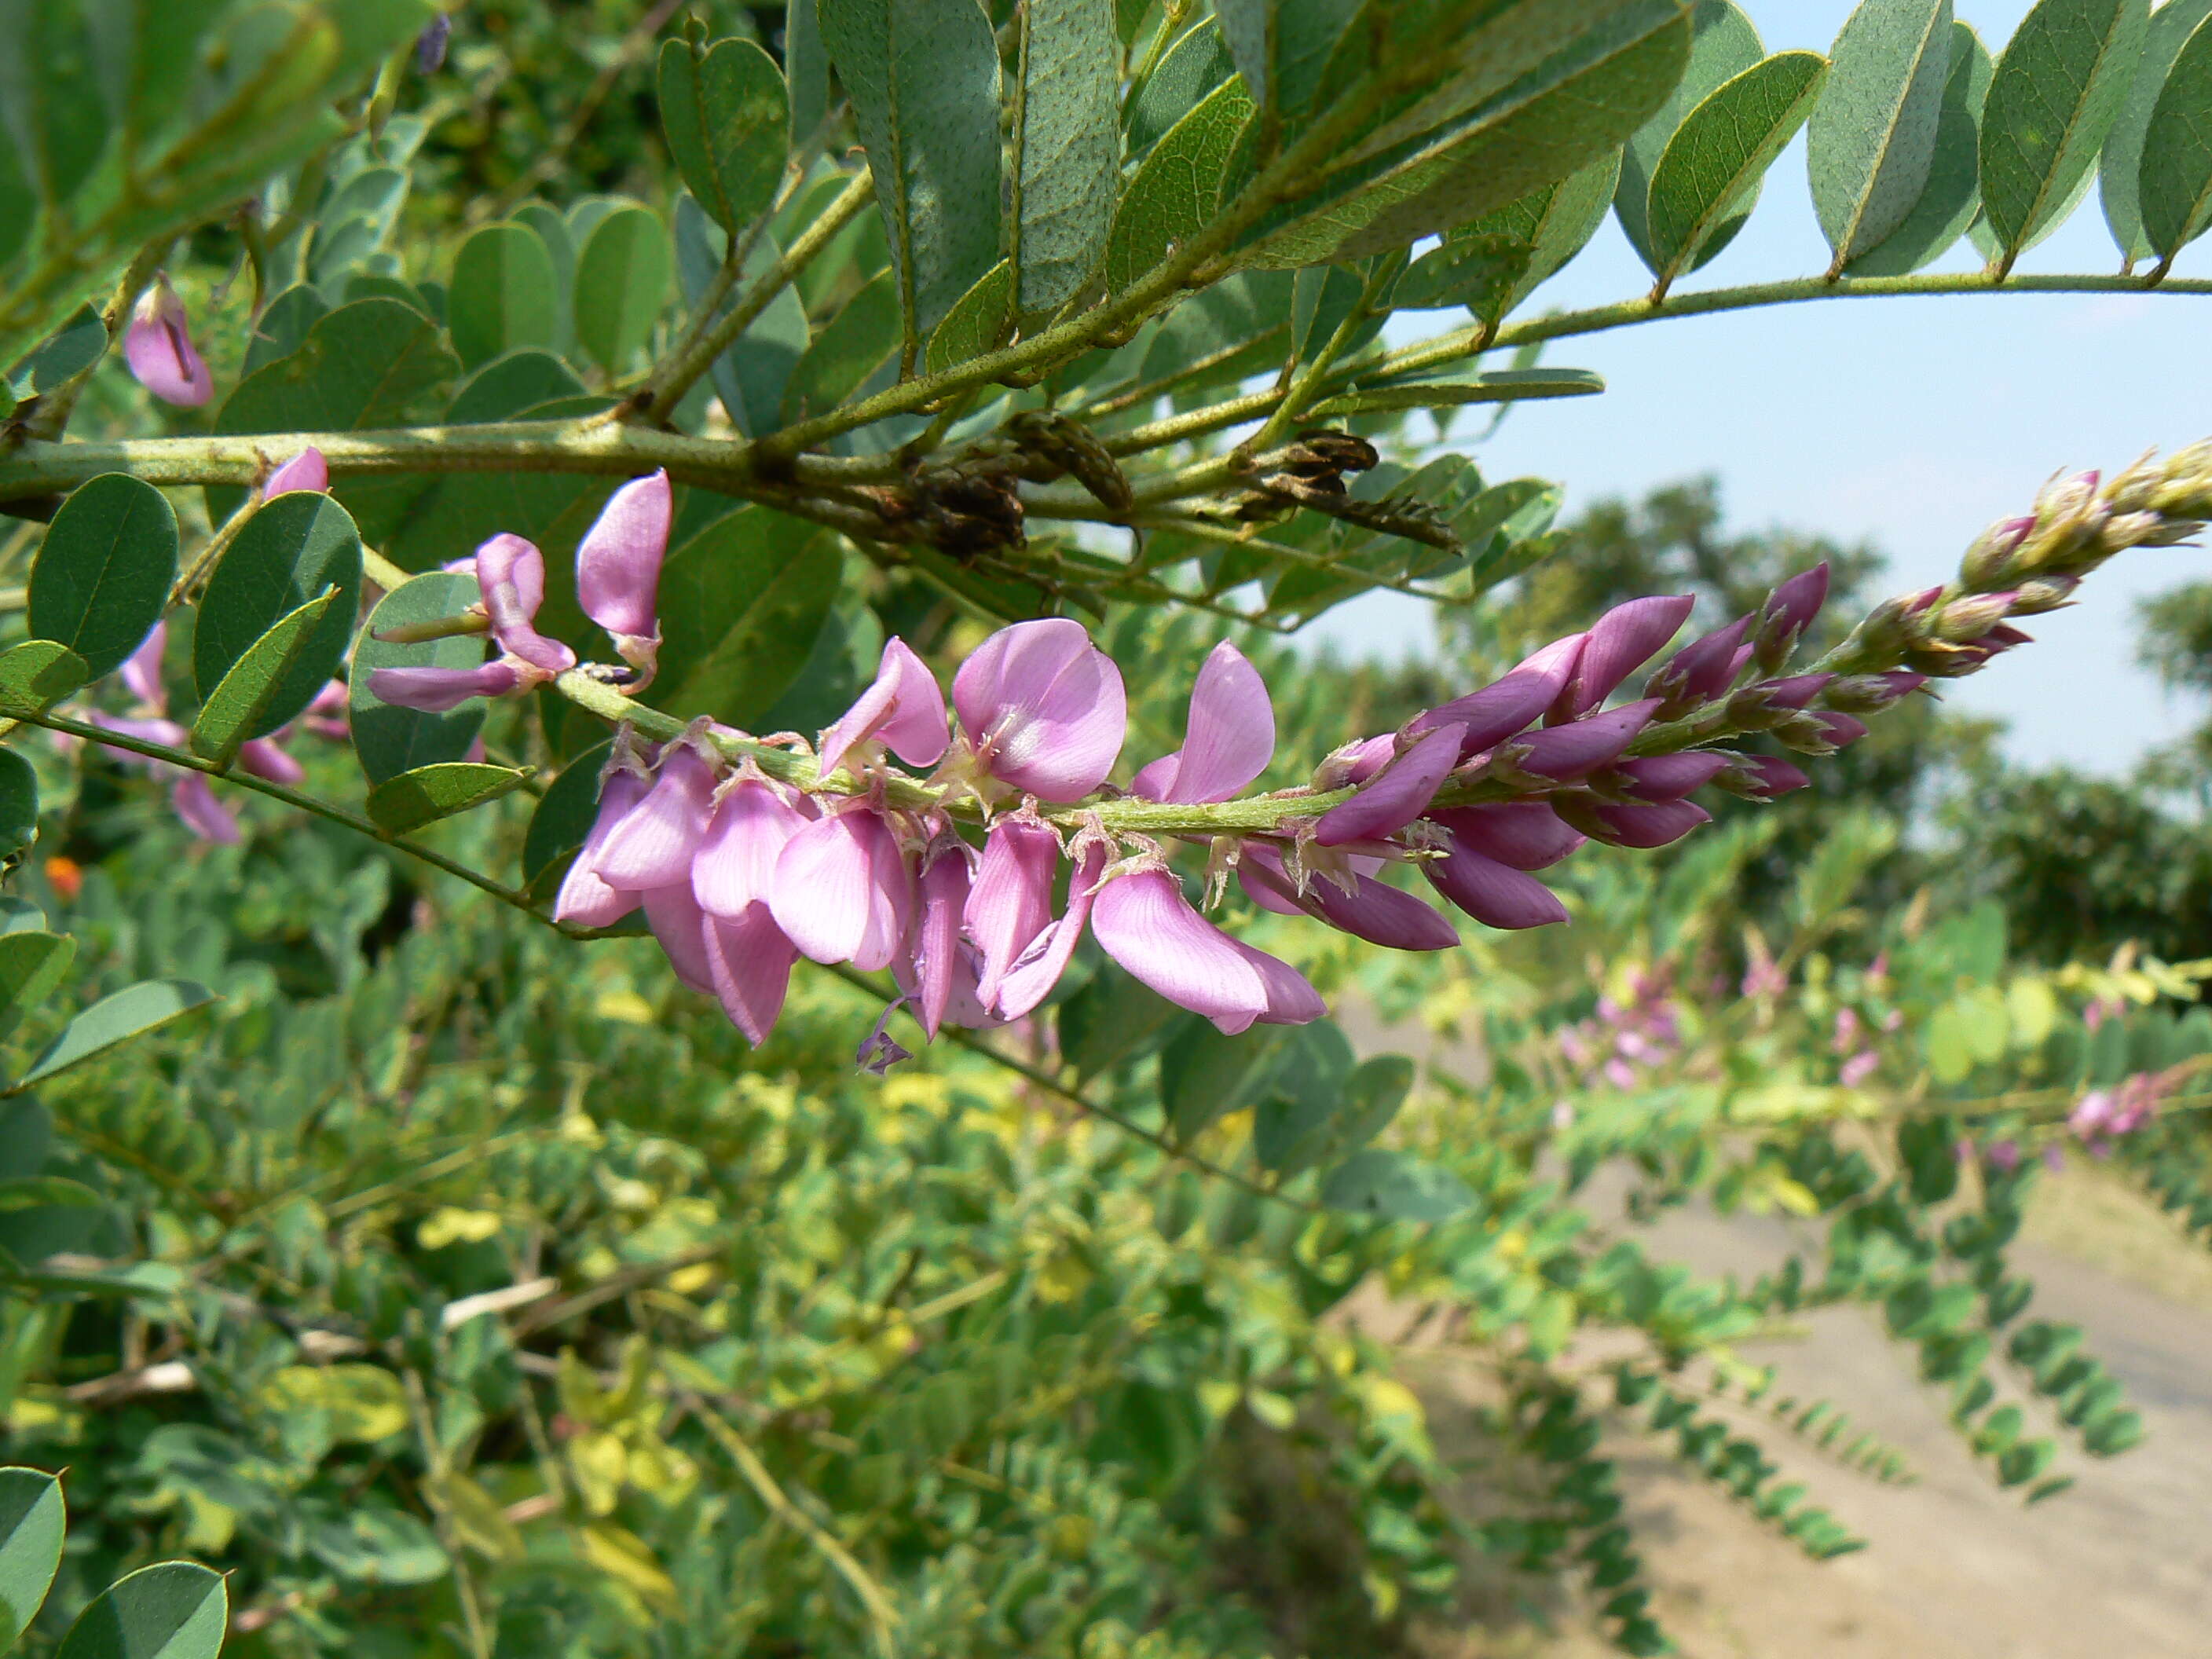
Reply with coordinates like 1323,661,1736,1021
2100,0,2212,262
0,932,75,1042
2139,9,2212,260
1306,368,1605,417
1013,0,1120,316
0,115,33,272
925,258,1013,375
1058,965,1185,1079
446,350,585,425
193,491,361,735
7,305,106,398
786,0,829,141
188,588,341,765
1240,3,1693,267
652,507,842,728
446,222,562,369
1320,1148,1475,1221
1105,75,1257,293
1124,20,1233,156
672,196,810,438
1845,20,1994,273
18,980,218,1089
1979,0,2149,262
0,1177,101,1213
0,1467,63,1648
53,1561,226,1659
574,203,672,374
1811,0,1956,269
243,283,329,375
1251,1021,1356,1172
1617,0,1764,273
365,763,533,835
1158,1017,1287,1143
28,474,178,681
521,738,613,898
305,1505,448,1586
511,203,578,355
781,269,901,423
350,572,489,785
0,641,90,719
0,750,34,859
820,0,1005,347
657,37,788,235
1647,52,1830,284
1394,235,1534,320
1452,149,1624,313
212,298,458,532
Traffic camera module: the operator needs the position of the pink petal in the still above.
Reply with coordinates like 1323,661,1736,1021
123,284,212,407
1508,698,1659,781
705,903,799,1044
236,738,304,786
953,619,1126,801
119,621,168,712
816,637,949,778
1425,843,1569,930
170,774,239,843
1647,613,1752,705
1429,804,1584,870
1130,753,1181,799
643,883,715,992
1089,866,1273,1035
1313,723,1463,846
693,771,811,918
966,816,1061,1010
1232,937,1325,1025
1412,633,1584,759
1551,595,1694,720
577,470,671,642
911,844,973,1038
1606,753,1729,803
86,712,189,755
263,448,329,497
1589,799,1710,848
594,743,716,891
1239,847,1456,951
364,661,522,712
553,859,640,927
993,839,1107,1020
474,533,575,675
768,805,915,971
1139,640,1274,803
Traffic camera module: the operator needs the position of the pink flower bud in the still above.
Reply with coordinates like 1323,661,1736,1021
123,279,213,407
576,470,671,682
263,448,329,497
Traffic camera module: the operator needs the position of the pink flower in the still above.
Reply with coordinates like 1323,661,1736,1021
815,639,949,782
1236,845,1457,951
553,751,653,928
1550,595,1694,721
965,812,1063,1013
769,801,917,972
952,619,1126,801
1406,633,1584,760
1840,1051,1879,1087
577,470,671,683
123,279,212,407
170,775,240,842
1089,862,1321,1035
1313,723,1463,846
1131,640,1273,803
263,448,329,497
367,533,574,712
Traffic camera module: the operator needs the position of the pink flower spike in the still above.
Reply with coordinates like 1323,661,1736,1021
263,448,329,498
236,738,305,786
1428,803,1584,871
967,815,1062,1010
1238,848,1458,951
911,842,974,1038
954,619,1127,800
123,280,212,407
474,533,576,675
553,767,650,928
769,804,915,972
366,661,522,712
642,883,715,993
1552,595,1694,720
120,621,167,712
594,741,718,891
1133,640,1273,803
993,838,1108,1020
1425,841,1569,930
577,469,671,679
1508,699,1660,781
1089,866,1278,1035
1588,799,1710,849
1606,753,1730,804
705,905,800,1045
817,638,950,780
170,774,240,843
1313,723,1464,846
693,767,811,919
1412,633,1584,759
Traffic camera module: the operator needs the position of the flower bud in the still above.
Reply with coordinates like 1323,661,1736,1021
1821,671,1925,713
1959,515,2034,589
1932,591,2016,643
577,469,671,684
2007,576,2078,615
1643,613,1752,713
123,279,213,407
1752,562,1829,670
1710,753,1808,801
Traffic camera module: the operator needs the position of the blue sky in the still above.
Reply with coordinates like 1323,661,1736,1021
1313,0,2212,775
